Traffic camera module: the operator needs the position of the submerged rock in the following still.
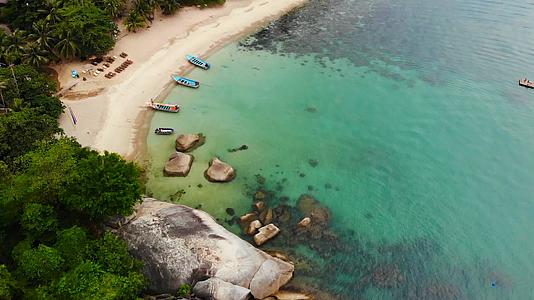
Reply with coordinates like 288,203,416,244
254,224,280,246
205,158,236,182
297,217,311,228
193,277,251,300
308,159,319,167
254,201,266,212
115,199,293,298
371,264,405,289
228,144,249,152
175,133,205,152
259,208,274,225
297,194,331,226
164,152,193,177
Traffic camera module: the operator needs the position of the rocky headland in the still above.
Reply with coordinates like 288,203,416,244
113,198,293,299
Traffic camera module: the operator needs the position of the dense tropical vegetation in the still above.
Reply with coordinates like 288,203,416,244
0,0,226,68
0,0,232,297
0,65,146,298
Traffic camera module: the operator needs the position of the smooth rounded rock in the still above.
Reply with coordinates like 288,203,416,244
204,158,236,182
175,133,205,152
164,152,193,177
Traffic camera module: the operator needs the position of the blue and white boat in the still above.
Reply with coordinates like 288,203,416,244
171,74,200,88
186,55,210,70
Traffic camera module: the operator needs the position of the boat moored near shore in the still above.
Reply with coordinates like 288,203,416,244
172,74,200,88
154,128,175,135
146,101,180,113
186,55,211,70
519,78,534,89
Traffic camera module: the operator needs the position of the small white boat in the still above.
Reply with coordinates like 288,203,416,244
154,128,174,135
186,54,211,70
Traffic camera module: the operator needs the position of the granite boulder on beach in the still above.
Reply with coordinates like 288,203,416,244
204,157,236,182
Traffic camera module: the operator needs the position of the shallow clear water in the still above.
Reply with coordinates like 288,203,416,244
146,0,534,298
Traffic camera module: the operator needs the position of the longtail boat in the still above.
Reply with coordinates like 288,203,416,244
186,55,210,70
154,127,174,135
146,101,180,113
519,78,534,89
171,74,200,88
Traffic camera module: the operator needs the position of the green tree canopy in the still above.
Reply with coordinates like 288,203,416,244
54,226,91,269
16,244,64,284
0,265,15,300
60,150,142,221
55,4,117,58
55,261,145,299
0,109,61,164
0,65,62,118
21,203,58,239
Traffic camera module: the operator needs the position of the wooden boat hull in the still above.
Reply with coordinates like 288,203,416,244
186,55,210,70
155,128,174,135
147,102,180,113
519,80,534,89
171,75,200,88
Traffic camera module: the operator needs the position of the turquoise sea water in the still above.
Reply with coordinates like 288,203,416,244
147,0,534,298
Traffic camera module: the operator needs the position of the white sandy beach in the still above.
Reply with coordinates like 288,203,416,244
57,0,306,159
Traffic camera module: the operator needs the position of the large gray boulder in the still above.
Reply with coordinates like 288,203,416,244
193,277,251,300
115,199,293,299
204,158,236,182
164,152,193,177
175,133,205,152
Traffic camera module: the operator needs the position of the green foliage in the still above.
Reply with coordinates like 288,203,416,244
180,0,225,6
0,109,61,164
54,226,91,269
158,0,180,15
124,11,147,32
0,65,62,118
92,232,141,275
95,0,127,18
17,244,63,284
21,204,58,239
60,150,142,220
177,283,192,297
55,4,117,57
0,265,15,300
56,261,145,300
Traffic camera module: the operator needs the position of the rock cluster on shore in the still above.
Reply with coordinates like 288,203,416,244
114,198,293,299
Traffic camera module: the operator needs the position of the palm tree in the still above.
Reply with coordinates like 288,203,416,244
29,21,56,52
22,42,50,68
0,79,7,110
5,30,27,64
158,0,180,15
124,11,147,32
55,31,79,60
133,0,156,23
101,0,126,18
39,0,65,25
11,98,29,112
